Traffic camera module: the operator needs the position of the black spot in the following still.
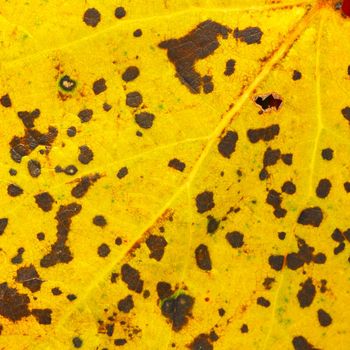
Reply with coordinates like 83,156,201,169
321,148,333,160
115,237,122,245
32,308,52,324
78,145,94,164
281,181,296,194
51,287,62,295
292,70,302,80
334,242,345,255
122,66,139,82
103,102,112,111
11,247,24,264
316,179,331,198
344,182,350,193
67,294,77,301
247,124,280,143
218,308,225,316
161,293,194,331
9,168,17,176
115,6,126,19
34,192,54,212
135,112,155,129
202,75,214,94
133,29,142,37
313,253,326,264
93,215,107,227
59,75,76,92
292,336,317,350
190,334,213,350
0,218,8,235
63,165,78,176
281,153,293,165
114,338,127,346
98,243,110,257
126,91,143,107
195,244,212,271
195,191,215,213
254,93,282,112
297,207,323,227
157,282,173,299
72,336,83,348
159,20,231,93
117,166,128,179
226,231,244,248
121,264,144,293
16,265,42,292
7,184,23,197
0,94,11,107
93,78,107,95
218,130,238,158
78,109,93,123
257,297,270,307
168,158,186,172
331,228,344,242
268,255,284,271
341,107,350,122
118,295,134,313
18,109,40,129
266,189,287,218
278,231,286,240
317,309,332,327
83,8,100,27
263,148,281,167
67,126,77,137
297,278,316,308
224,59,236,76
241,324,249,333
207,216,219,234
71,174,100,198
233,26,263,44
146,235,168,261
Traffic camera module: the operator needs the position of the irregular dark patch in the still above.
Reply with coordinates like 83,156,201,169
317,309,332,327
59,75,76,92
233,26,263,44
195,191,215,213
157,282,173,299
40,203,82,268
159,20,231,93
316,179,331,198
27,159,41,178
146,235,168,261
281,181,296,194
341,107,350,123
121,264,144,293
195,244,212,271
266,189,287,218
344,182,350,193
83,8,101,27
202,75,214,94
254,93,282,112
224,59,236,76
114,339,127,346
247,124,279,143
286,238,321,270
190,334,213,350
218,130,238,158
34,192,54,212
0,218,8,235
297,278,316,308
78,109,93,123
263,277,275,290
122,66,139,82
71,173,100,198
18,109,40,128
226,231,244,248
207,216,219,234
11,247,24,264
93,78,107,95
15,265,42,292
168,158,186,172
118,295,134,313
257,297,270,307
297,207,323,227
126,91,143,107
7,184,23,197
78,145,94,164
292,336,317,350
135,112,155,129
32,309,52,324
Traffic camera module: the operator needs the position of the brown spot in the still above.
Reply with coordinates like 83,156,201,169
202,75,214,94
257,297,270,307
266,189,287,218
118,295,134,313
93,78,107,95
207,216,219,234
316,179,331,198
114,339,127,346
263,277,275,290
40,203,82,268
7,184,23,197
224,59,236,76
254,93,282,112
168,158,185,172
126,91,143,107
32,308,52,324
117,167,128,179
341,107,350,123
159,20,231,93
83,8,101,27
195,244,212,271
0,218,8,235
122,66,139,82
297,278,316,308
97,243,110,257
268,255,284,271
281,181,296,194
190,334,213,350
263,148,281,167
11,248,24,264
146,235,168,261
157,282,173,299
121,264,143,293
135,112,155,129
78,109,93,123
133,29,142,37
0,94,11,107
233,26,263,44
195,191,215,213
317,309,332,327
0,283,31,321
27,159,41,178
78,145,94,164
93,215,107,227
286,238,320,270
16,265,42,292
34,192,54,212
115,6,126,19
226,231,244,248
292,70,302,80
17,109,40,129
297,207,323,227
247,124,279,143
344,182,350,193
71,173,100,198
10,126,58,163
218,130,238,158
161,293,194,331
321,148,333,160
292,336,317,350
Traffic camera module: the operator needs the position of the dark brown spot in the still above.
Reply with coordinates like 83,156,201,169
93,78,107,95
161,293,194,331
115,6,126,19
34,192,54,212
121,264,143,293
202,75,214,94
97,243,110,257
32,309,52,324
114,339,127,346
27,159,41,178
268,255,284,271
83,8,101,27
135,112,155,129
281,181,296,194
321,148,333,160
11,248,24,264
254,93,282,112
297,278,316,308
266,189,287,218
195,244,212,271
292,70,302,80
15,265,42,292
234,26,263,44
0,94,11,107
297,207,323,227
18,109,40,128
317,309,332,327
224,59,236,76
190,334,213,350
93,215,107,227
316,179,331,198
292,336,317,350
78,109,93,123
71,173,100,198
257,297,270,307
0,218,8,235
73,337,83,348
157,282,173,299
278,231,286,240
263,148,281,167
118,295,134,313
117,167,128,179
247,124,279,143
281,153,293,165
78,145,94,164
207,216,219,234
263,277,275,290
168,158,185,172
103,102,112,111
195,191,214,213
133,29,142,37
344,182,350,193
146,235,168,261
226,231,244,248
122,66,139,82
159,20,231,93
341,107,350,123
218,130,238,158
241,324,249,333
7,184,23,197
126,91,143,107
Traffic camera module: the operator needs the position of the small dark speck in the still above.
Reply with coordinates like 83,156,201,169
98,243,111,257
241,324,249,333
115,7,126,19
278,231,286,240
93,215,107,227
7,184,23,197
117,167,128,179
321,148,333,160
51,287,62,295
115,237,122,245
292,70,302,80
72,337,83,348
9,169,17,176
67,126,77,137
0,94,12,107
93,78,107,95
83,8,101,27
37,232,45,241
133,29,142,37
67,294,77,301
103,103,112,111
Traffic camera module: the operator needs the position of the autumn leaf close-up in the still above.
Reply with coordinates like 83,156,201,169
0,0,349,349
